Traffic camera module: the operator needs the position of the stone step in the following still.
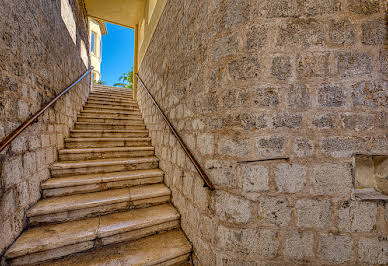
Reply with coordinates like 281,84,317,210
6,205,181,265
80,110,141,119
74,122,146,130
26,184,171,225
42,169,164,197
88,96,138,104
70,129,148,138
83,104,139,112
59,146,155,161
90,91,134,98
50,157,159,178
40,230,191,266
81,108,141,115
64,137,151,149
77,116,144,124
92,87,133,94
87,99,138,108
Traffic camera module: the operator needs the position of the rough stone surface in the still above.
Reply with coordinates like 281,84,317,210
284,231,314,260
275,163,307,193
0,0,90,256
358,238,388,264
319,234,353,264
296,199,331,228
137,0,388,264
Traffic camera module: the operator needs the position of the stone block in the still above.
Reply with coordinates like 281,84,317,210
233,113,268,130
302,0,342,16
228,56,261,81
358,238,388,264
256,136,286,158
348,0,380,15
297,52,330,79
296,198,331,228
293,137,314,157
318,85,346,107
340,113,375,131
197,133,214,155
380,50,388,74
319,234,352,264
253,87,280,107
217,226,279,258
351,81,387,107
287,84,311,109
28,135,41,150
205,160,238,188
271,56,291,80
245,24,268,52
223,0,249,29
311,163,352,196
338,200,377,232
3,156,23,188
312,114,334,129
328,19,355,46
210,33,238,61
284,231,314,260
241,164,269,192
253,0,300,18
362,19,386,45
272,113,303,129
259,196,291,226
336,51,372,77
11,136,27,154
17,100,30,121
277,18,325,48
218,137,250,158
215,191,252,223
23,152,36,177
322,137,366,157
275,163,307,193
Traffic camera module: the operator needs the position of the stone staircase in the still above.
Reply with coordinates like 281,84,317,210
4,85,192,265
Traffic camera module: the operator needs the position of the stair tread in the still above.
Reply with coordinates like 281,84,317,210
43,230,191,266
65,137,151,142
75,122,144,125
6,204,178,259
84,105,139,111
51,156,159,169
27,184,170,217
42,169,164,189
71,129,148,133
78,115,142,120
59,146,154,154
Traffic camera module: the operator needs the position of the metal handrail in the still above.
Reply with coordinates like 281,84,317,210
136,74,215,190
0,67,94,153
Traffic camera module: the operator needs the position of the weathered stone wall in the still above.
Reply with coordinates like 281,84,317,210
139,0,388,264
0,0,90,255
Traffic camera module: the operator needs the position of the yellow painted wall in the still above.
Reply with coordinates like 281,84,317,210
138,0,167,66
89,18,103,81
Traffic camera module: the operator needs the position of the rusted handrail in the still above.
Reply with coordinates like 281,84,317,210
0,68,94,153
136,74,215,190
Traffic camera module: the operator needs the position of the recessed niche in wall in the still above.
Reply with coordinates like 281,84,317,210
353,155,388,200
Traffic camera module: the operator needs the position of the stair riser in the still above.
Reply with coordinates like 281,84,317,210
92,89,133,95
80,113,142,119
43,176,163,198
77,117,143,124
88,96,137,104
90,92,134,98
28,196,170,225
51,162,159,178
75,124,146,130
87,101,138,108
59,150,155,161
83,105,139,112
9,220,179,265
65,140,151,149
70,132,148,138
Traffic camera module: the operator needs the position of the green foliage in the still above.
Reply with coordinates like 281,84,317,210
114,69,133,89
95,80,106,85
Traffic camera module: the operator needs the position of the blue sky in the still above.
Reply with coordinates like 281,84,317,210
101,23,134,86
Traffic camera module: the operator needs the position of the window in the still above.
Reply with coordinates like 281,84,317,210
91,31,96,54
